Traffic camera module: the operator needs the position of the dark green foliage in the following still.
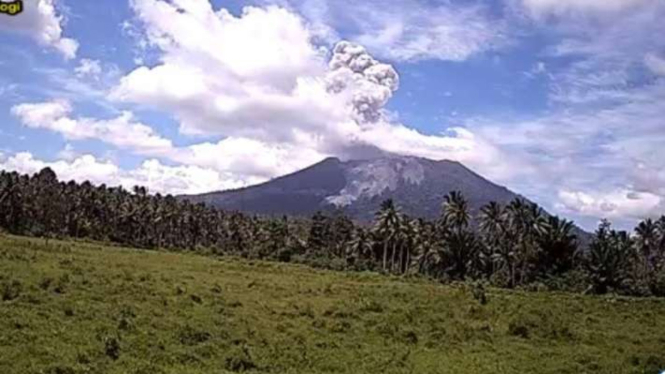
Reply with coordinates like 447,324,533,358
224,345,256,372
471,281,488,305
103,335,121,360
178,325,211,345
508,319,530,338
585,220,632,294
2,167,665,296
1,279,22,301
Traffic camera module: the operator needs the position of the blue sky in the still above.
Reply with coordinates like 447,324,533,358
1,0,665,231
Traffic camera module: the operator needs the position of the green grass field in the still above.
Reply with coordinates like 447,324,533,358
1,234,665,374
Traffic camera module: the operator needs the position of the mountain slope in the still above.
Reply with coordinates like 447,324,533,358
182,155,523,222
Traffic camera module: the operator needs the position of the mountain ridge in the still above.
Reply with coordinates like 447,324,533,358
182,155,524,221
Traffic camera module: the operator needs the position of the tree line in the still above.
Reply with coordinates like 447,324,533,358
1,167,664,297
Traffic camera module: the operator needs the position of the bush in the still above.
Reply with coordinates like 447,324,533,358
1,279,22,301
650,268,665,297
275,247,293,263
542,270,589,293
44,365,76,374
508,320,530,339
623,276,652,297
358,298,385,313
104,336,121,360
39,276,54,291
224,345,256,372
177,325,210,345
54,273,70,294
470,281,488,305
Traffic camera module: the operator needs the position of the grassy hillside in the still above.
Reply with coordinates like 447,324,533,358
1,234,664,374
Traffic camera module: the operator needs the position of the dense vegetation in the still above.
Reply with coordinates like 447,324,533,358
1,167,665,296
2,235,665,374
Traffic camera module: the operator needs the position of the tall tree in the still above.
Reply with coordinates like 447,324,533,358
586,220,632,294
374,199,402,272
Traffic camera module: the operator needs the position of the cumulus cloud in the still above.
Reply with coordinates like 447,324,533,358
11,100,173,155
0,0,78,59
466,77,665,228
557,189,662,219
108,1,513,184
0,152,245,195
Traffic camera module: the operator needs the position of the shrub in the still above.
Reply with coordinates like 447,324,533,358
224,345,256,372
54,273,70,294
508,320,530,339
178,325,211,345
542,270,588,293
44,365,76,374
64,306,75,317
1,279,22,301
39,276,54,291
211,283,223,294
275,247,293,263
470,281,488,305
104,336,121,360
329,320,351,333
358,298,385,313
402,330,419,345
650,268,665,297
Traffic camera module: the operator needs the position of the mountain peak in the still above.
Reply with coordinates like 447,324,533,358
182,155,520,222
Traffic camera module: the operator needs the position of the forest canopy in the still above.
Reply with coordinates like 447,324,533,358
1,167,665,297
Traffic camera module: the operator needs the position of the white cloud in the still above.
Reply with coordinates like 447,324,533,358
57,143,77,161
0,152,245,195
112,2,332,139
107,1,516,185
557,189,662,219
11,100,173,155
175,137,328,181
275,0,506,62
75,59,102,78
645,53,665,76
0,0,78,59
352,2,507,62
520,0,652,17
466,78,665,227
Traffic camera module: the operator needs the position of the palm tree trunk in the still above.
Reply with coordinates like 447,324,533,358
405,249,411,275
382,241,388,271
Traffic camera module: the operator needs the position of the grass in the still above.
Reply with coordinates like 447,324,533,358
1,234,665,374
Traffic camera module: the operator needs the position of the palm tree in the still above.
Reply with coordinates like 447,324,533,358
586,220,632,294
396,217,417,274
347,227,373,267
505,199,547,285
535,216,578,277
441,191,470,230
479,202,507,278
374,199,402,272
439,191,478,280
412,219,439,276
635,218,657,280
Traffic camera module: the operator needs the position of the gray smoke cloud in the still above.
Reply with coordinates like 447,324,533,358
326,41,400,123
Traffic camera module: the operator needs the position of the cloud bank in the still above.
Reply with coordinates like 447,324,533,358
0,0,78,59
